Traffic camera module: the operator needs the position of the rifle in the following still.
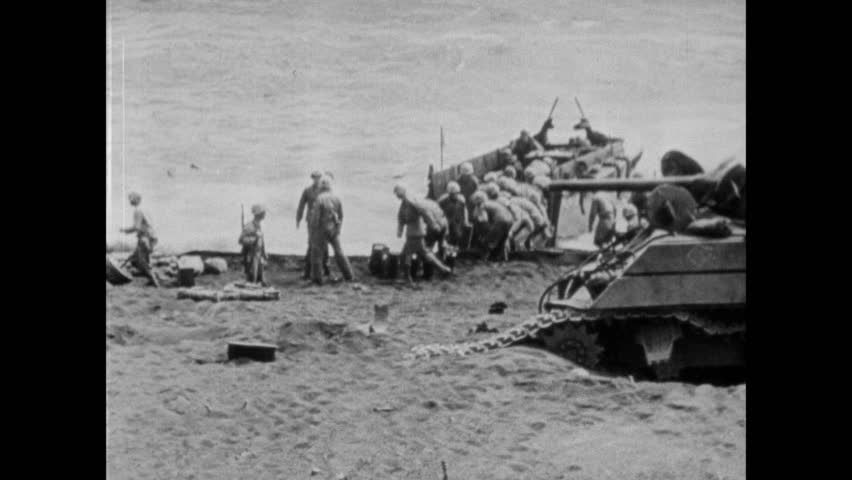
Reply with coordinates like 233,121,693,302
547,97,559,120
574,97,586,119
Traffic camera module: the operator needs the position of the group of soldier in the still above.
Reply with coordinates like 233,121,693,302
116,117,622,288
217,170,357,286
388,157,557,287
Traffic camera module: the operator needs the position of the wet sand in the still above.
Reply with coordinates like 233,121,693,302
107,257,745,479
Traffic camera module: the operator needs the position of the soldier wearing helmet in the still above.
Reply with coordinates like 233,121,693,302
470,189,514,261
297,170,330,279
502,165,518,181
510,129,544,169
120,192,160,287
395,184,453,286
239,203,268,284
308,175,354,285
457,162,480,209
437,181,470,249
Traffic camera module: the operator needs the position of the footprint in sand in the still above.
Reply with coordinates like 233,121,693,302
529,421,546,432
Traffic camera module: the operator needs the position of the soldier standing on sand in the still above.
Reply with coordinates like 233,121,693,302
120,192,160,288
308,176,354,285
437,181,470,249
395,185,453,286
239,204,268,284
297,171,330,280
419,197,450,260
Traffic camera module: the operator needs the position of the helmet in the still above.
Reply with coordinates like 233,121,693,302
532,176,551,190
484,183,500,199
470,191,487,205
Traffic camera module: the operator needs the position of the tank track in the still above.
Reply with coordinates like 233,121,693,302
406,309,745,372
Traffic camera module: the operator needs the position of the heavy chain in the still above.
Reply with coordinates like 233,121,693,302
405,309,744,361
406,310,573,361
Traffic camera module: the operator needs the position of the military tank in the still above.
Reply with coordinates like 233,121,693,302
409,158,745,382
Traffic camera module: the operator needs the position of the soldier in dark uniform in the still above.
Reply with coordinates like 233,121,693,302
573,118,612,147
510,130,544,169
437,181,470,248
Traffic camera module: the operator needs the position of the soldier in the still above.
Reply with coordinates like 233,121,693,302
588,193,617,248
457,162,479,206
510,130,544,169
438,181,470,248
486,185,530,256
419,197,450,260
308,176,354,285
480,172,500,188
120,192,160,287
524,158,553,182
470,190,514,261
395,185,452,286
238,204,268,284
500,176,549,222
533,117,554,147
573,118,612,147
510,195,554,250
502,165,518,181
297,171,330,280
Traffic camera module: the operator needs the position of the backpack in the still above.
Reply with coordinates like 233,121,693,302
368,244,399,279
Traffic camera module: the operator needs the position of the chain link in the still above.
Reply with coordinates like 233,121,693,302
405,309,743,362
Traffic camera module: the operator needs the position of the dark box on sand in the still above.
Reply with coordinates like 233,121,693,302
227,342,277,362
178,268,196,287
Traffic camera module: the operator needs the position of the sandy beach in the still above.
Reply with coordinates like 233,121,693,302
107,256,745,479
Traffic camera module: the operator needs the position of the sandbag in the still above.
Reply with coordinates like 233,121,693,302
203,257,229,274
177,255,204,275
524,159,552,181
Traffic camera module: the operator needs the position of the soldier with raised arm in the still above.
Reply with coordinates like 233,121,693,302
120,192,160,288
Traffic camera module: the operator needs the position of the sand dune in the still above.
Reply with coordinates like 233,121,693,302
107,257,744,479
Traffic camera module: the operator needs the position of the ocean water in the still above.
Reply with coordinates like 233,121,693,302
106,0,745,254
